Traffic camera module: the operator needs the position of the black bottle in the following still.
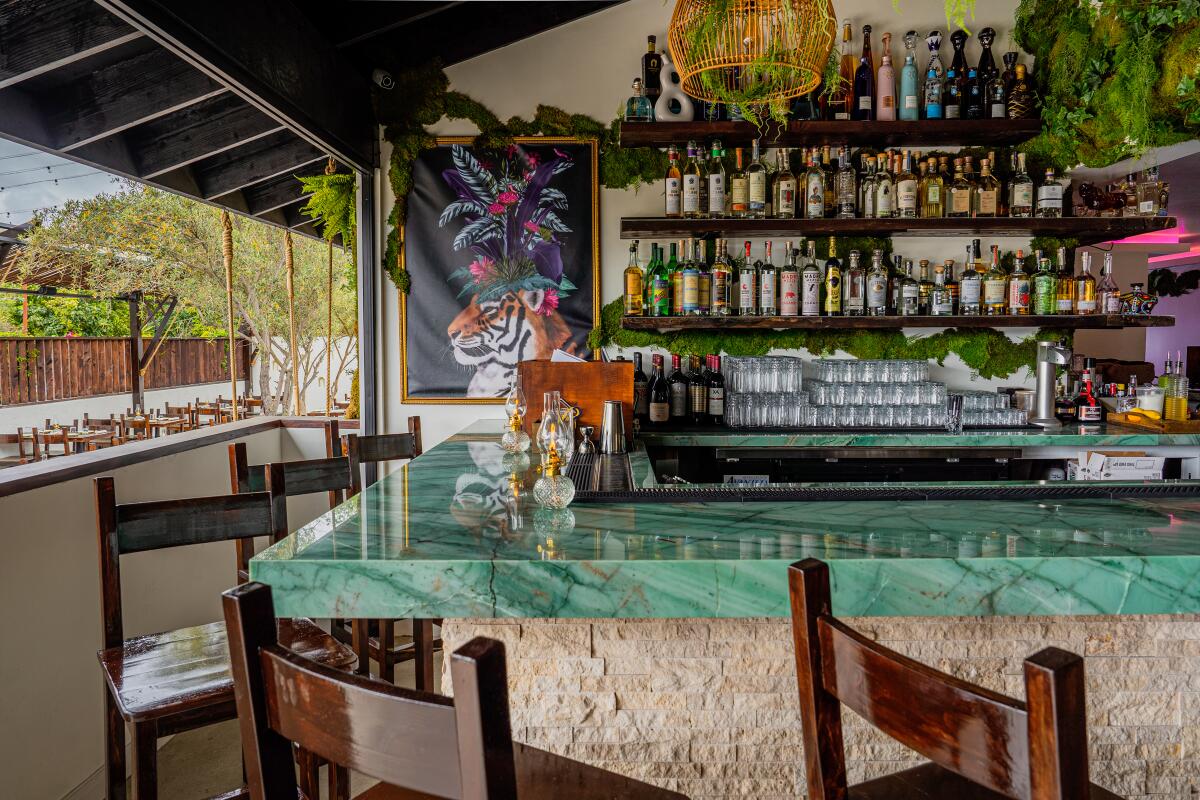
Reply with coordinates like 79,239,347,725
964,67,984,119
633,352,649,421
668,354,689,420
976,27,999,86
707,355,726,426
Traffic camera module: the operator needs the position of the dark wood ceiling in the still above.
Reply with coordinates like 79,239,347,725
0,0,621,240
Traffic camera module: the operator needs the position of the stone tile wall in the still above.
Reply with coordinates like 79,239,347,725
441,616,1200,799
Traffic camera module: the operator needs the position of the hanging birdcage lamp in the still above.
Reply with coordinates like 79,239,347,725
667,0,837,107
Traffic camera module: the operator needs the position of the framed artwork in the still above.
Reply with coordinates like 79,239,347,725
400,136,600,402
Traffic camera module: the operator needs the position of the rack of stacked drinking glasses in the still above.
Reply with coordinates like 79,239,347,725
723,357,1026,429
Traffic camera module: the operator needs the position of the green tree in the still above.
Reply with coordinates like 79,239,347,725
16,182,356,413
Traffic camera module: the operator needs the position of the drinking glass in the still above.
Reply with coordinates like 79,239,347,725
816,406,836,427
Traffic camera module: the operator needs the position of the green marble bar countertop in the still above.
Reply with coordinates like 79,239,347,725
251,421,1200,620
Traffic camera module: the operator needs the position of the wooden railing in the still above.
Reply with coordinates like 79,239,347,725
0,337,248,405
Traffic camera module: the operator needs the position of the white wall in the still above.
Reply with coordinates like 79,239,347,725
376,0,1158,449
0,424,334,799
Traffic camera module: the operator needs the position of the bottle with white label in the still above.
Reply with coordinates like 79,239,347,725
758,241,778,315
682,141,704,218
1098,251,1121,314
958,243,982,315
737,240,758,316
664,145,682,218
843,250,865,316
801,240,821,316
747,140,768,218
804,150,825,219
773,149,796,219
896,150,918,218
778,241,799,316
1075,250,1097,314
707,140,726,218
865,249,888,316
1009,152,1034,217
930,263,953,315
1036,167,1064,218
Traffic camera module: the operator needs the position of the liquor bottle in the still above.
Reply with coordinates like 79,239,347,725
1001,51,1019,97
1098,251,1121,314
624,78,654,122
842,250,865,316
822,146,836,216
865,249,888,316
964,67,984,119
924,31,944,119
945,30,968,119
737,240,758,316
801,240,821,316
823,238,842,316
877,32,896,120
730,148,749,218
896,150,918,218
642,36,663,102
986,70,1006,119
1037,168,1064,218
664,146,682,218
1075,250,1098,314
707,141,726,218
1055,246,1076,314
874,153,893,218
682,240,701,315
670,240,685,316
945,258,960,312
975,26,998,82
773,149,797,219
832,20,855,120
668,354,689,420
1008,249,1031,315
974,158,1000,217
853,25,876,120
898,259,919,315
758,241,778,315
1137,166,1160,216
898,31,920,120
623,240,644,316
1032,251,1057,315
1006,63,1034,118
633,352,649,421
930,262,953,315
688,354,707,423
916,259,933,315
982,244,1008,315
648,244,672,317
1009,153,1034,217
959,246,982,315
920,156,944,218
747,140,768,219
710,238,733,316
683,141,704,219
943,65,961,119
779,242,799,316
1074,374,1105,424
696,240,711,315
707,355,725,426
860,155,877,219
835,146,856,218
648,354,669,425
947,158,973,219
804,150,825,218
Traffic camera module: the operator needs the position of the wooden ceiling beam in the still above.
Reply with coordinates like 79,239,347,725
242,162,344,216
0,0,143,90
194,131,326,199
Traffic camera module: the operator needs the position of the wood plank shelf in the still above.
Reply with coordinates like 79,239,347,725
620,314,1175,332
619,216,1177,246
618,119,1043,148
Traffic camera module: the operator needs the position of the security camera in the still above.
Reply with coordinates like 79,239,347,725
372,69,395,90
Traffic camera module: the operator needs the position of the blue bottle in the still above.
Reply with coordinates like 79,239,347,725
898,30,920,121
924,68,943,119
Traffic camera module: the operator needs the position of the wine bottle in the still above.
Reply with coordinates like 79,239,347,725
648,354,669,425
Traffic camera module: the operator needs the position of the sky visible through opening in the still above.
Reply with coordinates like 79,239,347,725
0,140,118,230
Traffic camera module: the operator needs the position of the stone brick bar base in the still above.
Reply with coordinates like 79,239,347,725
441,616,1200,799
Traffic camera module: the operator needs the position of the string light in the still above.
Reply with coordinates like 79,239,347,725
0,170,105,191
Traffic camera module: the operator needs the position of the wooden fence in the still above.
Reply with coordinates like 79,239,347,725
0,337,248,405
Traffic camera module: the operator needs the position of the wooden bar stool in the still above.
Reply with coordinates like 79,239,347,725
788,558,1124,799
223,581,688,800
333,417,438,689
94,470,357,800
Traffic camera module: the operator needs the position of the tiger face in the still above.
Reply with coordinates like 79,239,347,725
447,289,572,397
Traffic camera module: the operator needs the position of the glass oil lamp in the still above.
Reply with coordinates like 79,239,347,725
501,411,531,453
533,440,575,509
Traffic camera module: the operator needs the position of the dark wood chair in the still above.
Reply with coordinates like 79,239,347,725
227,440,357,582
16,427,40,462
85,414,127,445
164,403,197,430
333,417,439,689
35,426,70,457
95,470,357,800
223,581,689,800
788,558,1124,800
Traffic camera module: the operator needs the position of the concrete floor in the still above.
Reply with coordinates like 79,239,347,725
151,652,443,798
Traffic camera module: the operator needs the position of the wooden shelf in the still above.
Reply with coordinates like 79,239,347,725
620,314,1175,332
619,216,1178,246
618,119,1043,148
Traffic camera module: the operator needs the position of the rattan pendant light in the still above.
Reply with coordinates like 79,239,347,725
667,0,837,106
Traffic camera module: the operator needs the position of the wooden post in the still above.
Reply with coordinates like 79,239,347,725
128,290,144,412
326,238,334,415
285,231,301,415
221,211,240,421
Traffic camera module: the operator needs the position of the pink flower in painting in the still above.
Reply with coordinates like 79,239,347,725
487,202,506,215
525,152,539,167
523,221,540,233
535,288,560,316
505,145,519,159
468,257,495,281
498,189,519,205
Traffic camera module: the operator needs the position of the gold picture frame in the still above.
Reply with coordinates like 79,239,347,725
399,136,600,404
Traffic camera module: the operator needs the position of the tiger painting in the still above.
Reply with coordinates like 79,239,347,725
447,288,573,397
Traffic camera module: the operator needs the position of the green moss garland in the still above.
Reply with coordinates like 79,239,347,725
589,298,1070,379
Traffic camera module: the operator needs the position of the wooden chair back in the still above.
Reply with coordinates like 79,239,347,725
35,427,69,457
17,427,39,462
789,558,1092,800
336,416,422,499
228,442,356,578
86,415,124,441
164,403,195,428
223,581,518,800
94,471,287,652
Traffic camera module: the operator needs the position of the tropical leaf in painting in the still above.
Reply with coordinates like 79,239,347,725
538,187,568,210
439,199,487,227
527,239,564,283
537,211,571,234
453,216,502,251
451,145,498,200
